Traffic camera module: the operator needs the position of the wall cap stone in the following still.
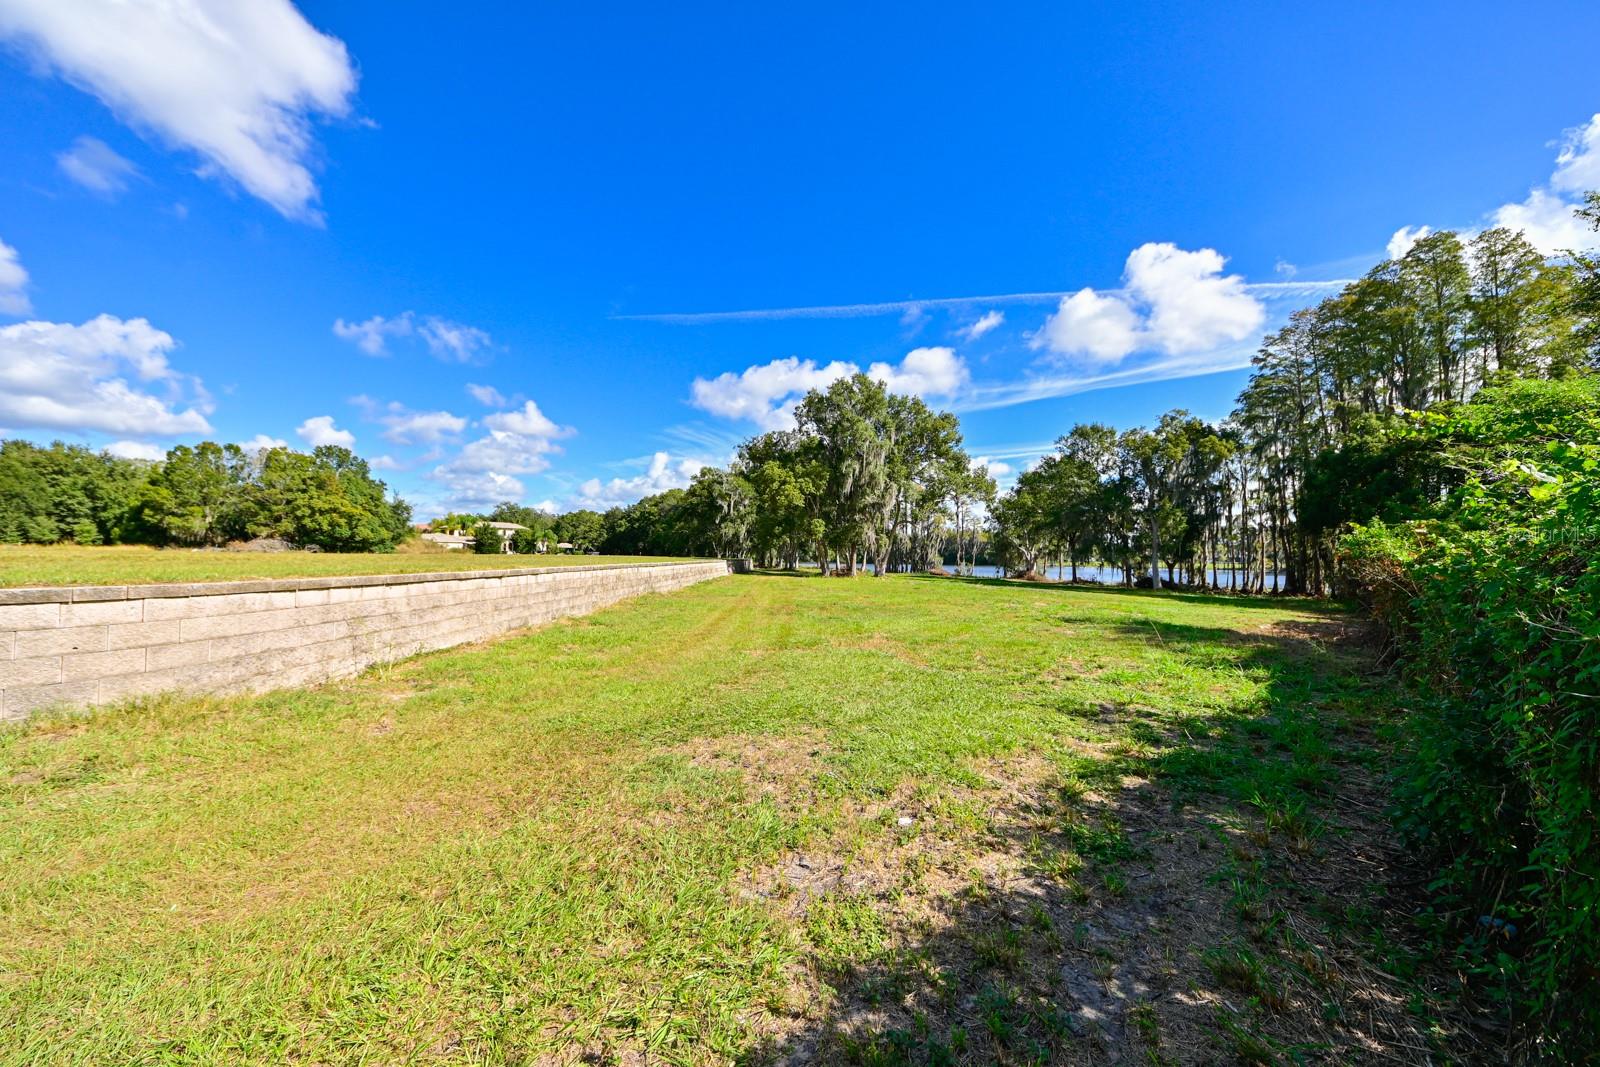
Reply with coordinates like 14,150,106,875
0,560,721,606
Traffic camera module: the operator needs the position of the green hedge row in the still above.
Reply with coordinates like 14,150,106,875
1340,377,1600,1060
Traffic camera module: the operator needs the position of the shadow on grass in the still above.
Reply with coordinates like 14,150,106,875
736,618,1466,1066
898,572,1355,615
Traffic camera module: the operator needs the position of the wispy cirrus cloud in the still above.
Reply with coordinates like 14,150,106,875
615,281,1348,325
333,311,494,362
56,136,141,197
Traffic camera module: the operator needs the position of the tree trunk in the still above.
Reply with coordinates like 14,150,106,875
1148,513,1161,590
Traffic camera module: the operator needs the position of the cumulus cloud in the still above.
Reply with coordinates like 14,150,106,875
466,382,508,408
350,395,467,445
483,399,571,438
368,454,401,471
1031,243,1265,366
56,136,139,196
295,414,354,448
0,314,212,435
427,396,573,508
957,309,1004,341
690,348,973,431
1491,187,1592,256
1386,224,1433,260
690,356,856,430
444,430,558,476
573,452,705,510
239,433,288,452
333,312,493,361
432,470,526,511
381,409,465,445
971,456,1013,479
1392,115,1600,258
105,440,164,461
866,346,970,397
0,237,31,316
0,0,358,221
1031,288,1143,364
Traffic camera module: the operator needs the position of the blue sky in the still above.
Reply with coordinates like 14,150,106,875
2,2,1599,517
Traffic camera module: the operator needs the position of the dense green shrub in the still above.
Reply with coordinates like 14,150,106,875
470,521,503,554
0,438,411,552
1340,376,1600,1059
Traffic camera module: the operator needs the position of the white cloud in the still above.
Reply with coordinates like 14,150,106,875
1491,188,1592,257
0,0,357,222
240,433,288,452
1430,113,1600,257
350,396,467,445
333,313,412,356
296,414,354,448
690,348,973,431
970,456,1012,478
962,341,1261,413
427,395,573,508
333,312,492,361
1551,112,1600,196
957,309,1004,341
417,317,491,362
433,470,526,511
533,499,558,515
105,440,164,461
0,314,212,435
368,454,401,471
0,237,31,316
621,281,1351,325
445,430,558,475
573,452,705,510
1273,258,1297,279
381,409,465,445
866,346,970,397
691,356,857,430
1031,288,1144,364
1386,224,1433,260
466,382,507,408
483,399,571,438
1031,243,1265,366
56,136,139,196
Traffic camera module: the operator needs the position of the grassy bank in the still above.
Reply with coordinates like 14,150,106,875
0,544,692,587
0,574,1457,1064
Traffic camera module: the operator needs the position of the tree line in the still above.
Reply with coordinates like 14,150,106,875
991,203,1600,593
586,374,995,572
0,439,412,552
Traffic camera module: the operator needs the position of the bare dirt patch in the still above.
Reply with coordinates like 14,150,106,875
674,730,829,807
745,748,1457,1065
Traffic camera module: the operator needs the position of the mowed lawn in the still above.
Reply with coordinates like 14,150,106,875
0,544,691,587
0,574,1447,1065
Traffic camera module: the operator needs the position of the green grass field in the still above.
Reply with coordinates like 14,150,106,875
0,574,1453,1064
0,543,691,587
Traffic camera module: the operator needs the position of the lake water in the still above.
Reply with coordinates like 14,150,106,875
955,564,1287,591
797,562,1285,590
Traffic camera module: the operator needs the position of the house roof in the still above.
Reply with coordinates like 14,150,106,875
485,522,528,530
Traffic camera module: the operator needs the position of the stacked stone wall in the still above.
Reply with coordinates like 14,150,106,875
0,560,728,721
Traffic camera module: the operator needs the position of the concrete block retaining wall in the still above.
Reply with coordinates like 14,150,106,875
0,560,729,722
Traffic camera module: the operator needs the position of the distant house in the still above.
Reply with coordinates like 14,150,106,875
421,521,538,554
420,532,474,550
482,522,528,554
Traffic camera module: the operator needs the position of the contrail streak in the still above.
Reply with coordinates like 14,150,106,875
614,280,1354,325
